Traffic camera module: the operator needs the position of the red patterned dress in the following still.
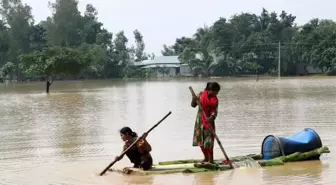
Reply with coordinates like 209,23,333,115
192,90,218,155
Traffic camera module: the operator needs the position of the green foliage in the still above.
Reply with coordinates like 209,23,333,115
44,0,82,47
0,61,15,79
133,29,148,61
122,65,147,78
163,9,336,76
1,1,336,82
0,0,146,81
161,44,175,56
19,46,91,77
0,0,33,77
77,43,107,78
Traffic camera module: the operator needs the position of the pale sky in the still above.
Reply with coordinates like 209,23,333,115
22,0,336,56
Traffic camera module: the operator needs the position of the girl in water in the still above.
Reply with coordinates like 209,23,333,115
191,82,221,163
114,127,153,170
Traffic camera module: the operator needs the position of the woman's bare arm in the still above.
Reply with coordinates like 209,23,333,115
142,139,152,152
117,144,128,160
208,98,218,123
137,138,152,153
191,97,197,107
191,92,201,108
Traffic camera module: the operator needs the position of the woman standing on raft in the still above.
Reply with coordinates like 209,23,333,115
114,127,153,170
191,82,221,163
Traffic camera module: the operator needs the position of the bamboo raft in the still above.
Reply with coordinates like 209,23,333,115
108,146,330,175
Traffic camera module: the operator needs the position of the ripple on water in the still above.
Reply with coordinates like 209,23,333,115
0,78,336,185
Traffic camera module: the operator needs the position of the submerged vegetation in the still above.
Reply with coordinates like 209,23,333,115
109,146,330,175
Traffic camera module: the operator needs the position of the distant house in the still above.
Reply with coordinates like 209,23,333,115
180,63,194,77
133,56,193,77
296,63,322,75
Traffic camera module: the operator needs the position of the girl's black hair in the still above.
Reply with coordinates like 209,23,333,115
205,82,212,90
205,82,221,92
120,126,137,137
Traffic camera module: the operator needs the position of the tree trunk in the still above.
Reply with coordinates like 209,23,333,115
46,80,50,93
46,80,52,94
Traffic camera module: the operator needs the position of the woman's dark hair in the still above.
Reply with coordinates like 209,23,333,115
205,82,212,90
120,126,138,137
205,82,220,92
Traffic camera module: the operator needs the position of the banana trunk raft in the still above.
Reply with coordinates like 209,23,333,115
108,146,330,175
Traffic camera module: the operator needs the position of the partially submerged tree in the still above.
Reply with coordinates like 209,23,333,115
19,46,92,93
0,61,15,81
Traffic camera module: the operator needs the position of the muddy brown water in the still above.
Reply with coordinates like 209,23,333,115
0,77,335,185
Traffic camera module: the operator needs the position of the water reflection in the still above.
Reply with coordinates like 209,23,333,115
216,168,264,185
125,175,154,185
49,93,88,158
46,92,106,159
152,174,194,185
193,172,216,185
102,172,155,185
0,94,38,160
262,161,325,184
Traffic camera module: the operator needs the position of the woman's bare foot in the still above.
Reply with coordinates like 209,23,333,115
209,160,215,164
200,159,208,163
200,154,209,163
209,153,214,164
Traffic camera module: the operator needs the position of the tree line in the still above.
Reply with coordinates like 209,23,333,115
0,0,154,88
162,9,336,77
0,0,335,91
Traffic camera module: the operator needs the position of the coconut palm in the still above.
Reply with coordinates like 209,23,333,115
178,26,218,76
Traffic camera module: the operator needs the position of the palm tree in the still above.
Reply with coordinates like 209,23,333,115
178,26,218,76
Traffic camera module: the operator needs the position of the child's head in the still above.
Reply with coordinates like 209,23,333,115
205,82,220,96
119,126,137,141
205,82,212,90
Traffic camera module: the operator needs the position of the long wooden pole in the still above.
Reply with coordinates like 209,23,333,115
189,86,234,169
99,111,172,176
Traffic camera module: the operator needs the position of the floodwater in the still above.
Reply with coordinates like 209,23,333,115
0,77,335,185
